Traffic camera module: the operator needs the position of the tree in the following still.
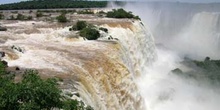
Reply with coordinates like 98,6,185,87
0,61,93,110
0,69,62,109
106,8,140,20
0,0,107,10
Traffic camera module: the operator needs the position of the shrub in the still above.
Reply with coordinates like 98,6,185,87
106,8,140,20
36,12,43,18
0,61,93,110
98,11,106,14
27,16,33,20
62,99,94,110
56,14,68,23
0,13,4,20
76,21,87,30
70,21,87,31
15,13,33,20
80,27,100,40
16,13,25,20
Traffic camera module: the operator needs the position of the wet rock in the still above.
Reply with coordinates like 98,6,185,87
0,26,7,31
11,45,24,53
15,67,20,71
0,52,5,58
108,35,113,40
113,38,119,41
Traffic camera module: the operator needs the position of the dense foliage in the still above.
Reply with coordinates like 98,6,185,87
0,0,107,10
70,21,88,31
106,8,140,20
69,21,100,40
172,57,220,84
80,28,100,40
56,14,68,23
0,61,93,110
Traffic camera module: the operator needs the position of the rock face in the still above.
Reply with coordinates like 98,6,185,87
0,19,155,110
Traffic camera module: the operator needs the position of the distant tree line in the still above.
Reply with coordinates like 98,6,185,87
0,0,107,10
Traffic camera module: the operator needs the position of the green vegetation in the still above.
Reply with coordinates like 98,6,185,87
70,21,88,31
0,13,4,20
0,61,93,110
16,13,25,20
17,14,33,20
106,8,140,20
7,13,33,20
171,68,183,74
172,57,220,84
80,28,100,40
27,16,33,20
98,11,106,14
0,0,107,10
56,14,68,23
36,12,43,18
69,21,101,40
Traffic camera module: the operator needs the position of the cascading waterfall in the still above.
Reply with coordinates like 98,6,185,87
124,2,220,60
122,2,220,110
103,21,156,77
0,19,156,110
2,2,220,110
170,12,220,59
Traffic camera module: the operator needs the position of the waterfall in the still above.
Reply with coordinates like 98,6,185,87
124,2,220,60
122,2,220,110
0,20,156,110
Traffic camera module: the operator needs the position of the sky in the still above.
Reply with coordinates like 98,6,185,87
1,0,220,4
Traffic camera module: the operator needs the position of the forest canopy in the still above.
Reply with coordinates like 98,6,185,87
0,0,108,10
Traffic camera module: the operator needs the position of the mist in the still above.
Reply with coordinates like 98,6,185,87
121,2,220,60
109,1,220,110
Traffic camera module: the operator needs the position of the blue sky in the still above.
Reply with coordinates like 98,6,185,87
1,0,220,4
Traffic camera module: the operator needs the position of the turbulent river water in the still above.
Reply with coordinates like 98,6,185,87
0,19,155,110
